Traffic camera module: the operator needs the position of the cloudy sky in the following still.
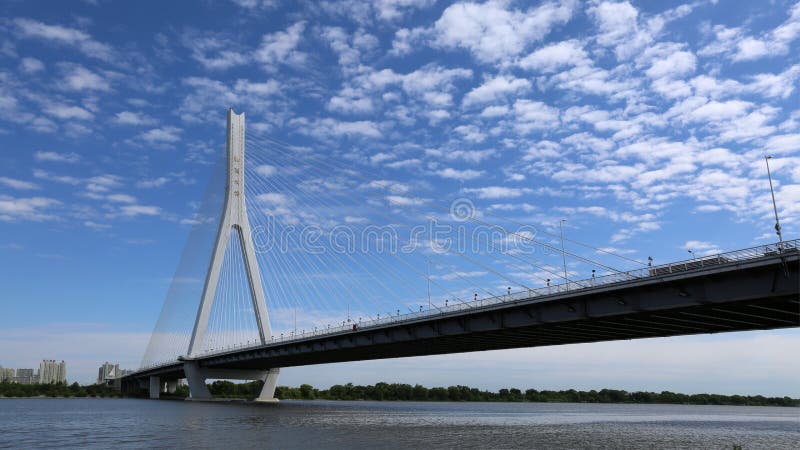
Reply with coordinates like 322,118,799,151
0,0,798,394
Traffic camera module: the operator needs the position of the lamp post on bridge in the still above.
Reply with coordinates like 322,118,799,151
764,156,784,252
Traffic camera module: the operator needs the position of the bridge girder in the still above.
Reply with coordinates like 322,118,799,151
123,252,798,391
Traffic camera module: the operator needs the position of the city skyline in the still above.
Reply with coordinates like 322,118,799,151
0,0,798,394
0,359,67,385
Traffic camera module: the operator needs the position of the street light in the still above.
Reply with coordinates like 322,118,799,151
764,156,784,251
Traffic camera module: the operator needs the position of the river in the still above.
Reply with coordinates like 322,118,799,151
0,398,797,449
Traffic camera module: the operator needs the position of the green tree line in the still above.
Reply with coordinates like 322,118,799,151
0,381,123,398
213,381,797,407
4,380,796,407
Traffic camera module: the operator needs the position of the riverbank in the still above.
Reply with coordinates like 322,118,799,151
0,382,122,398
4,381,797,406
251,381,800,407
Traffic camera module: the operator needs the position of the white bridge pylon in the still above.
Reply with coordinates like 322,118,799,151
180,108,279,402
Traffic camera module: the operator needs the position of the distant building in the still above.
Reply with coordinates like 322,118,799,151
97,362,132,386
39,360,67,384
97,362,119,384
0,367,14,382
14,368,36,384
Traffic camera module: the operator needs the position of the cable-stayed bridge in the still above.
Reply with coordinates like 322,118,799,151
121,109,799,401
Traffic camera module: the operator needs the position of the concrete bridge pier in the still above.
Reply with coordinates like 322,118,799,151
255,368,280,403
183,361,280,402
148,376,160,399
183,361,212,400
146,376,181,399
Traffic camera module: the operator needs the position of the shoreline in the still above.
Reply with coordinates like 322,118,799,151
2,396,797,407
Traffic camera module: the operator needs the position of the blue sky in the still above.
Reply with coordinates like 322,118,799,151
0,0,798,393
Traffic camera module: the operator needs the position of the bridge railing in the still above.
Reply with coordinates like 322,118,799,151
146,239,798,365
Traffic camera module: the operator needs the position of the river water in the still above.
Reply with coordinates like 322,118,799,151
0,398,797,449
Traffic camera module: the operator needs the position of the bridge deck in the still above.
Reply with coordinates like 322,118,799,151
125,249,799,382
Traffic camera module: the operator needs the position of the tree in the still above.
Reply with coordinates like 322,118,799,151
299,384,315,399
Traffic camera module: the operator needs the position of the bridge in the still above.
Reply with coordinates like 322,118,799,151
120,109,800,401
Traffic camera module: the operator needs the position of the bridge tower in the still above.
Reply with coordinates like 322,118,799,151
178,108,279,402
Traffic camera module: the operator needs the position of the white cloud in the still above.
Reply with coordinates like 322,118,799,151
305,118,382,139
119,205,162,217
513,99,560,133
138,126,182,144
0,177,39,190
60,64,111,91
229,0,279,8
645,50,696,80
32,169,81,185
462,75,531,107
182,31,248,70
425,149,496,163
463,186,532,199
390,27,429,56
453,124,486,143
112,111,156,126
432,270,487,281
255,164,277,177
19,57,44,73
699,4,800,63
107,193,137,204
733,3,800,61
257,192,292,206
255,22,307,68
86,174,122,193
552,163,642,184
394,65,473,97
385,158,421,169
0,195,60,221
519,39,588,73
386,194,427,206
746,64,800,99
480,105,509,118
135,177,169,188
83,220,111,230
375,0,435,21
433,0,576,63
590,1,640,54
764,134,800,155
328,88,375,114
42,103,93,121
435,167,485,180
683,240,721,256
589,1,695,61
177,77,282,123
234,79,280,96
13,18,113,61
33,151,80,163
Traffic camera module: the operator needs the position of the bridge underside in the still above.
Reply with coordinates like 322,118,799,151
125,254,799,390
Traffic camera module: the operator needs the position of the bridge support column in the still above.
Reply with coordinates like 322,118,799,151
184,361,212,400
166,380,178,394
183,361,279,402
148,376,160,399
255,368,280,403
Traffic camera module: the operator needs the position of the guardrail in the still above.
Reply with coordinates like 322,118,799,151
137,239,798,371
